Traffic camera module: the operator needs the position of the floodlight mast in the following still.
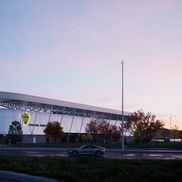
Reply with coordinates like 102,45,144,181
121,60,125,151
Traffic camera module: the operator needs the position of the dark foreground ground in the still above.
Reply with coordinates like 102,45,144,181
0,170,60,182
0,155,182,182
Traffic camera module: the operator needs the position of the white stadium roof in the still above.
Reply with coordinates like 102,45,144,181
0,91,130,120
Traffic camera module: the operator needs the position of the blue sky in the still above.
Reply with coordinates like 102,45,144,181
0,0,182,128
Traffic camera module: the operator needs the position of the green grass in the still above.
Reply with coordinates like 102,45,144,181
0,155,182,182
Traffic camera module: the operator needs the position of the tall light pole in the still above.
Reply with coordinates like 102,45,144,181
121,61,125,150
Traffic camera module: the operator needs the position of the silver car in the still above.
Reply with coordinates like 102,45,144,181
68,144,105,156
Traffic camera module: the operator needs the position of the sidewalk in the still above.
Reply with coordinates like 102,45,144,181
0,170,62,182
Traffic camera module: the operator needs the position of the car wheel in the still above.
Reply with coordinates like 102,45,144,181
95,150,102,156
72,150,79,156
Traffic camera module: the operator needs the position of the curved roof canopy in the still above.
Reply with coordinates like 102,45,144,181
0,91,130,120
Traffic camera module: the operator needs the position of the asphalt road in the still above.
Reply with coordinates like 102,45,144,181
1,147,182,159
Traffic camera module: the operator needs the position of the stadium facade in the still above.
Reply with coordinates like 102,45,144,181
0,91,130,143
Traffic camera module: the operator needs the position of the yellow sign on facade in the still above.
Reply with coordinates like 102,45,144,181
22,112,30,125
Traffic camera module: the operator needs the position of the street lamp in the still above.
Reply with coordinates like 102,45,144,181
121,61,125,151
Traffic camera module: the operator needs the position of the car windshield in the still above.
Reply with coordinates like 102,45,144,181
90,145,98,149
80,145,90,149
80,145,102,149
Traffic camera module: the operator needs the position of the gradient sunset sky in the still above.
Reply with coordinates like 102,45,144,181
0,0,182,128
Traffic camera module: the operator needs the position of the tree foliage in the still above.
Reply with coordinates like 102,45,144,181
179,131,182,142
44,121,64,143
125,110,164,143
86,119,121,143
80,133,93,142
8,120,23,144
170,125,180,142
110,125,121,142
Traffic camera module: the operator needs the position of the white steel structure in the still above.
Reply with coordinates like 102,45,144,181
0,91,129,143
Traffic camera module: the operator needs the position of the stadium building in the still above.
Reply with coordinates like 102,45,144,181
0,91,130,143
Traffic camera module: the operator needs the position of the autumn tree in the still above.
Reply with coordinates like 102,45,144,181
86,119,121,143
125,110,164,143
80,133,93,143
110,125,121,143
44,121,64,143
179,131,182,142
98,120,112,143
170,125,180,142
86,119,100,142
